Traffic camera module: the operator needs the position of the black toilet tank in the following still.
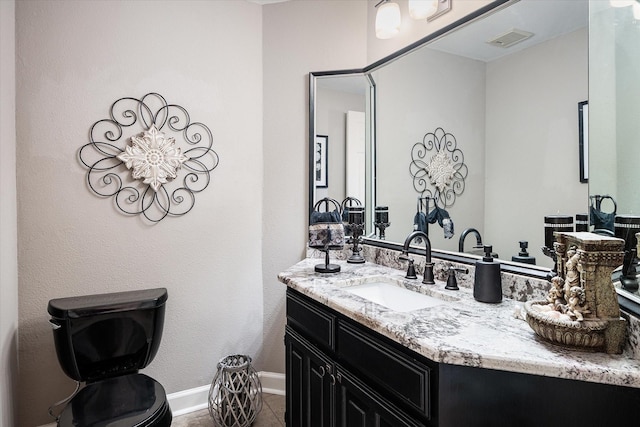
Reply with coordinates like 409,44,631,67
48,288,168,383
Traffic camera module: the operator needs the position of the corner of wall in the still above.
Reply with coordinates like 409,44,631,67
0,0,19,426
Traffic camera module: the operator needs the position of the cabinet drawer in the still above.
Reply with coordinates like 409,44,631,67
337,321,432,420
287,290,336,351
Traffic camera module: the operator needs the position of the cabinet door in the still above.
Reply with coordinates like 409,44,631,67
285,326,334,427
336,368,425,427
337,321,432,420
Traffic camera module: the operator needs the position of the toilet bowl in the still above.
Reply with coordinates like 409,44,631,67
48,288,172,427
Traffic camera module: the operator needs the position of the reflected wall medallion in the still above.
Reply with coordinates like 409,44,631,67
79,93,220,222
410,127,467,208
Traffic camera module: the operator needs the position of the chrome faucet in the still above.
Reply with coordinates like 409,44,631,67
458,227,483,253
399,230,435,285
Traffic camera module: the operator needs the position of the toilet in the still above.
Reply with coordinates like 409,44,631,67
47,287,172,427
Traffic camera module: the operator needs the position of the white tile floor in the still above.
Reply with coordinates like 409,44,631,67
171,393,285,427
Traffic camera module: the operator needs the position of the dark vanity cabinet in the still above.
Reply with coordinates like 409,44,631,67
285,289,434,427
285,327,334,426
285,288,640,427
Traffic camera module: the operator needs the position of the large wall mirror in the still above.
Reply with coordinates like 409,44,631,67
309,0,640,314
589,0,640,314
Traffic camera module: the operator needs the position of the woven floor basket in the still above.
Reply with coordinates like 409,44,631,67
208,354,263,427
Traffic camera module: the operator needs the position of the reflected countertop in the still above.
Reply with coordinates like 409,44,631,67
278,258,640,388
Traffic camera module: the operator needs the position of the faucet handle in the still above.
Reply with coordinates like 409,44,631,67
398,252,417,279
444,265,468,290
405,258,418,280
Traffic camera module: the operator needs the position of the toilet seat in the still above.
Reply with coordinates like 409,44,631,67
57,373,171,427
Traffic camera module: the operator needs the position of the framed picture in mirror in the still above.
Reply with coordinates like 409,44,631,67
315,135,328,188
579,100,588,183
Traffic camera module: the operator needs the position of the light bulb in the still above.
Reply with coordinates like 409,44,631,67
375,2,401,39
408,0,438,20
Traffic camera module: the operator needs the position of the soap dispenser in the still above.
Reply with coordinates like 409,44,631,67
474,245,502,303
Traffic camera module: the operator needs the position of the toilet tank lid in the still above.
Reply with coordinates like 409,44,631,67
48,288,168,319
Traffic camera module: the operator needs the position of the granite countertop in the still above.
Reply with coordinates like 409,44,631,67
278,258,640,388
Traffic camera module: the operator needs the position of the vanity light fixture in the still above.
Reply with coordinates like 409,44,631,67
408,0,438,20
376,0,452,39
409,0,452,22
375,0,401,39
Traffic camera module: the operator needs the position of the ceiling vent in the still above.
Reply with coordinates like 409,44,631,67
486,29,534,48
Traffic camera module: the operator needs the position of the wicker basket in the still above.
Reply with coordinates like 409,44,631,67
208,354,263,427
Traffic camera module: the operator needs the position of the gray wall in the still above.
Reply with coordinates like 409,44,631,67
369,27,587,261
261,0,368,374
315,88,367,202
16,2,263,426
1,1,18,426
484,28,588,263
374,49,487,248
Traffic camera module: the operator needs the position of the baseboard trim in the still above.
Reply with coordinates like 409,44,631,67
169,371,285,417
258,371,286,396
36,371,286,425
168,384,211,417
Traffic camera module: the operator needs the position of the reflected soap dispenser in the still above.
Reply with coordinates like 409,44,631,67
511,240,536,265
473,245,502,303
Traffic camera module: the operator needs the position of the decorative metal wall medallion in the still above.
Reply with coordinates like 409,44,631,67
117,124,188,192
79,93,219,222
410,127,467,208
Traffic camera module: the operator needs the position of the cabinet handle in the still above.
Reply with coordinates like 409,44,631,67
330,374,336,385
319,366,326,377
336,372,342,383
326,363,332,374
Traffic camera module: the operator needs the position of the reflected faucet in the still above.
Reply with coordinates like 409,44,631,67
458,228,483,253
400,230,435,285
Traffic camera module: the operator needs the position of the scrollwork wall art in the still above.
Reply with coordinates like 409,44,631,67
409,127,467,208
79,93,219,222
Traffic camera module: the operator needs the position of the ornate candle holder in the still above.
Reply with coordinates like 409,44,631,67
309,198,344,273
525,232,627,354
374,206,391,240
347,206,365,264
309,223,345,273
575,213,589,232
615,215,640,292
340,197,362,237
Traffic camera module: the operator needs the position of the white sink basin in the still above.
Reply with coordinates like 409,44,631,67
341,277,455,312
